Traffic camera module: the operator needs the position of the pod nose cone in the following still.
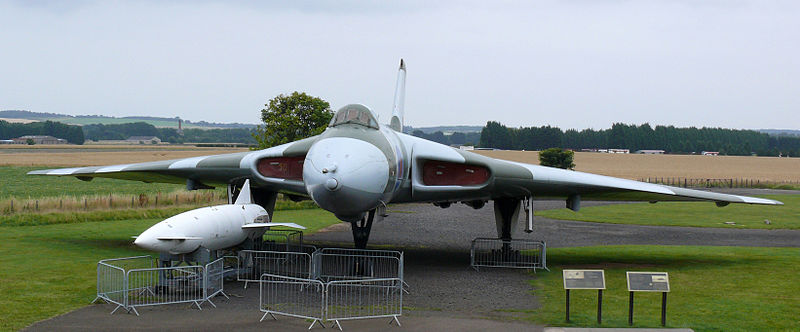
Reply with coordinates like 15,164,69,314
133,231,164,251
304,137,389,217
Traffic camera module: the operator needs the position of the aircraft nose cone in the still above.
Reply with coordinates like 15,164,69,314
304,137,389,218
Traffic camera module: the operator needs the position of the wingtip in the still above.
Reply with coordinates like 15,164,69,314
399,58,405,70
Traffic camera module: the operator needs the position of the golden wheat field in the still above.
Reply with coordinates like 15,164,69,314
476,150,800,182
1,145,798,181
0,145,250,166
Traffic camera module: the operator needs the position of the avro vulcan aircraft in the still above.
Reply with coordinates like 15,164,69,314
30,60,782,248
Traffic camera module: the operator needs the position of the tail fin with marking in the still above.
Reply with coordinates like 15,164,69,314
389,59,406,132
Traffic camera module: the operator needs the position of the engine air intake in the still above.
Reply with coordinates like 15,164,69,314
422,160,490,186
257,156,305,181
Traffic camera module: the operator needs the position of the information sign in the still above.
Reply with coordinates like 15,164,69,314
563,269,606,289
626,272,670,292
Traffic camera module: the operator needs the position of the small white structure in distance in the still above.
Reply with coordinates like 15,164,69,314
701,151,720,156
636,150,665,154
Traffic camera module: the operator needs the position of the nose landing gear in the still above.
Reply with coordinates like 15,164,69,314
351,209,376,249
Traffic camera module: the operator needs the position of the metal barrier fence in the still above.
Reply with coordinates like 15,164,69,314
204,257,228,303
326,278,403,330
93,256,227,315
234,250,314,288
259,273,402,330
94,256,153,311
258,230,304,252
312,248,403,283
259,274,326,329
470,238,548,271
126,265,206,314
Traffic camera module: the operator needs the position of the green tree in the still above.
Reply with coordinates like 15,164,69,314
479,121,512,149
539,147,575,170
252,92,333,149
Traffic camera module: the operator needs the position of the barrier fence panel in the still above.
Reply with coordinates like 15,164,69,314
238,250,313,288
259,273,326,329
125,265,206,315
325,278,403,330
204,257,228,306
471,238,548,271
94,256,154,313
258,230,304,252
313,248,404,284
95,255,230,315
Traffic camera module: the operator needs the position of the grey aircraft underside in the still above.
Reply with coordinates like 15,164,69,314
29,60,782,248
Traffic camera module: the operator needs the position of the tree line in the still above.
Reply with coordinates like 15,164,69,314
409,130,481,146
479,122,800,157
0,120,85,144
83,122,256,144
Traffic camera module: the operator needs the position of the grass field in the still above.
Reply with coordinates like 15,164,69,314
526,246,800,331
477,150,800,182
0,208,340,332
538,194,800,229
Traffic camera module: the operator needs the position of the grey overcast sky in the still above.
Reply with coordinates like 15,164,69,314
1,0,798,130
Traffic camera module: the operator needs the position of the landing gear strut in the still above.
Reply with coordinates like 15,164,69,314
494,197,521,255
351,209,376,249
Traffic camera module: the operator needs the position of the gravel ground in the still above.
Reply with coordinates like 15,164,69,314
26,189,799,331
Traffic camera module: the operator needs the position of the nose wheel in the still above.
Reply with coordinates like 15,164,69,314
351,209,376,249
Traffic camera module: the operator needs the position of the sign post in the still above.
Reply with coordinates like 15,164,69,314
562,269,605,324
626,272,670,326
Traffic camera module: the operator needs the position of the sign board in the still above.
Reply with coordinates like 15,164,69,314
626,272,670,292
563,269,606,289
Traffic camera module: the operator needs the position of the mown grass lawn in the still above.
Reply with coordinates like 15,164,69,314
525,246,800,332
537,194,800,229
0,208,339,332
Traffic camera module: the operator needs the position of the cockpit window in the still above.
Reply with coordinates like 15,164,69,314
329,105,379,129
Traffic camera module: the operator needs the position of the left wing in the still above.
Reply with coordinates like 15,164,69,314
27,136,318,196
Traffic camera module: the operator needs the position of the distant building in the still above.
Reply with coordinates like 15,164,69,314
459,145,475,151
127,136,162,144
636,150,665,154
0,139,15,144
701,151,719,156
12,135,68,144
608,148,630,154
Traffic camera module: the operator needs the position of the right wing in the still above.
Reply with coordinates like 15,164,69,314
27,136,318,196
404,134,782,206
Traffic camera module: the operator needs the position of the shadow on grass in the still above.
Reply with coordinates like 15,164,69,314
51,237,142,251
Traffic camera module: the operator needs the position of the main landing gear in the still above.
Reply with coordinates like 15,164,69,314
493,196,535,260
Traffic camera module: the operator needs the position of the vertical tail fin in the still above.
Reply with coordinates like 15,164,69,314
234,179,252,205
389,59,406,132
